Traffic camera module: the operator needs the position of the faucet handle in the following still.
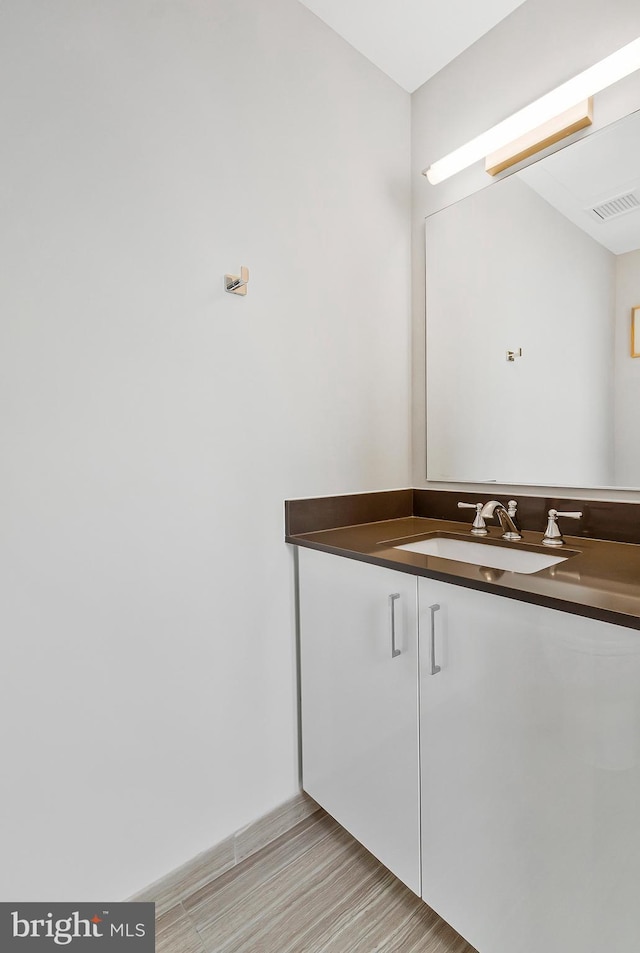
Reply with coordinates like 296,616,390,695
501,500,521,537
542,508,582,547
457,501,488,536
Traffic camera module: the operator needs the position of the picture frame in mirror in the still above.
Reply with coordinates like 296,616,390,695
632,305,640,357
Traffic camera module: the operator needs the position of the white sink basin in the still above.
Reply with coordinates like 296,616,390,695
394,537,567,574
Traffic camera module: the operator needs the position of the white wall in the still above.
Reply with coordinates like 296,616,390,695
614,250,640,484
0,0,411,901
412,0,640,497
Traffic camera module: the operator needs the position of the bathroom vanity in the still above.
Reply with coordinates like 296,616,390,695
284,77,640,953
286,489,640,953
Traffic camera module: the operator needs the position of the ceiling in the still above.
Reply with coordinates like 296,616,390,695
296,0,526,93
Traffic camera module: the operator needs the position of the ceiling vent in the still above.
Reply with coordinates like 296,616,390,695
590,190,640,221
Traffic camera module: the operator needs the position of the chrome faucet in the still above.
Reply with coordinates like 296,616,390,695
480,500,522,541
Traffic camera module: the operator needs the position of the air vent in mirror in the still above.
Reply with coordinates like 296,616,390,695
590,190,640,221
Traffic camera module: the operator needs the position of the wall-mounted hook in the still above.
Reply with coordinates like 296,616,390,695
225,266,249,296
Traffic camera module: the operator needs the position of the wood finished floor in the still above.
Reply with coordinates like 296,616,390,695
156,810,477,953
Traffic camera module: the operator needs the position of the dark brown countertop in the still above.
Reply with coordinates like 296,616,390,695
286,515,640,631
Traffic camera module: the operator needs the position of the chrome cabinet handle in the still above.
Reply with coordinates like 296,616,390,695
389,593,401,658
428,603,441,675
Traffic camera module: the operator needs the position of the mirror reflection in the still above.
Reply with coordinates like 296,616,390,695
426,108,640,488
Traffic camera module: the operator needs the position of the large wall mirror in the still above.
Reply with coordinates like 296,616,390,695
425,107,640,489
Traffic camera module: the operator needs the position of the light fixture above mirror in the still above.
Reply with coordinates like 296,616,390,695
423,35,640,184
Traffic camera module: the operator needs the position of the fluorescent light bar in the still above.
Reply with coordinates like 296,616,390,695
484,99,592,176
423,35,640,184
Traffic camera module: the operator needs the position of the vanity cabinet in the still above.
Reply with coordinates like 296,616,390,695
420,578,640,953
297,546,421,894
298,547,640,953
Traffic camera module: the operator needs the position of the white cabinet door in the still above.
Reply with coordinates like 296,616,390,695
298,546,420,894
419,577,640,953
